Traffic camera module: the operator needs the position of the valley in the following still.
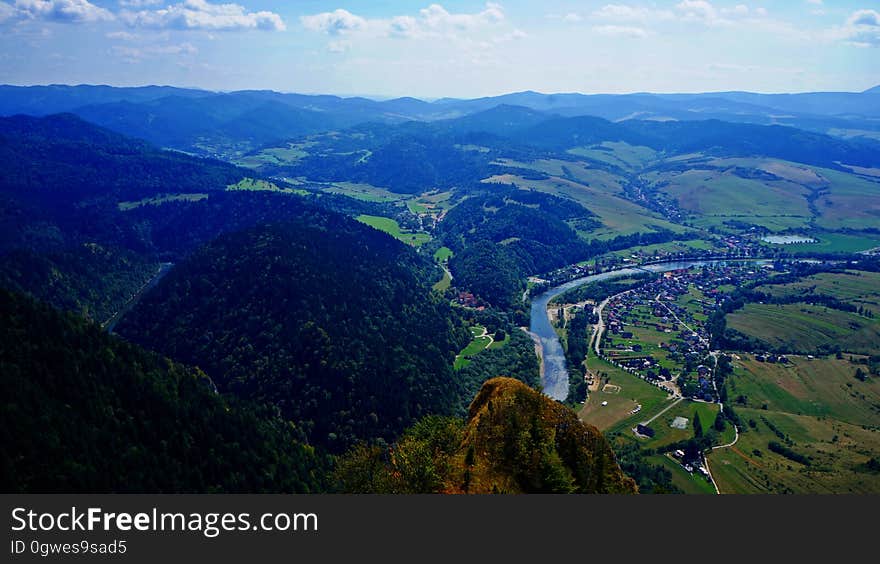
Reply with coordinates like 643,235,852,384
2,84,880,494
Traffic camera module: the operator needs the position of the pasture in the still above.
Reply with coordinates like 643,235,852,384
355,215,432,247
707,407,880,494
726,303,880,356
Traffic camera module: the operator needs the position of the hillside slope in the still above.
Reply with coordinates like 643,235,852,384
117,218,469,452
335,378,637,494
0,289,328,493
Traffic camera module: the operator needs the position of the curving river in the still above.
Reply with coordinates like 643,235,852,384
529,259,772,401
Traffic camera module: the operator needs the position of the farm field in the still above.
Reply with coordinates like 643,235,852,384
356,215,432,246
811,168,880,231
323,182,406,202
481,173,684,239
725,354,880,428
726,303,880,356
233,142,312,169
434,246,454,262
760,270,880,315
651,168,812,218
645,453,717,494
781,232,880,254
635,399,726,449
567,142,659,171
707,407,880,494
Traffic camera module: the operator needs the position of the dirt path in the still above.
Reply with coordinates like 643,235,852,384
641,396,685,426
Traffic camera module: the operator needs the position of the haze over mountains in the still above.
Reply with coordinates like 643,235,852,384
2,84,879,159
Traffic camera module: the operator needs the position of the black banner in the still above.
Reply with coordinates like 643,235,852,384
1,494,873,562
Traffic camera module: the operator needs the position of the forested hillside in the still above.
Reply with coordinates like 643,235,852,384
334,378,637,493
0,289,329,493
117,218,471,451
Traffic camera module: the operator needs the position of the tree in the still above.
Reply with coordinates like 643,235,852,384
855,368,868,382
713,411,726,433
693,412,704,438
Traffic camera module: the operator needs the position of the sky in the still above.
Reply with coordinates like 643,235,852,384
0,1,878,98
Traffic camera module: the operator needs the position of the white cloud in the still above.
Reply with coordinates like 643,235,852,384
14,0,113,23
592,24,647,38
675,0,719,24
830,9,880,47
122,0,285,32
592,4,673,23
806,0,822,5
118,0,160,6
300,8,365,35
562,13,582,24
301,3,509,41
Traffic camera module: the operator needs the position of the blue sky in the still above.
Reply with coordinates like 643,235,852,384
0,1,878,97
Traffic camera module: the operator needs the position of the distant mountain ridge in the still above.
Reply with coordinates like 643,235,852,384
2,84,880,158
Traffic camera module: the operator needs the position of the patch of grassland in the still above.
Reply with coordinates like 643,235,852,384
118,193,209,210
226,178,309,194
725,354,880,428
434,246,454,262
580,357,670,432
567,142,659,171
323,182,406,203
726,303,880,356
355,215,432,246
708,407,880,494
760,270,880,315
481,173,685,240
433,268,451,293
655,169,812,218
783,232,880,254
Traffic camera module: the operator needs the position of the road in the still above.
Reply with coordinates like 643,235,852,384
589,289,634,358
102,262,173,333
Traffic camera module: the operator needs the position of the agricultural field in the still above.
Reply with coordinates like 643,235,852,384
433,246,454,263
650,168,812,218
636,399,728,449
407,190,454,214
355,215,432,246
322,182,406,203
233,142,312,169
726,303,880,356
726,354,880,427
481,173,685,240
707,407,880,494
644,453,717,494
811,168,880,231
760,270,880,315
567,142,659,172
780,232,880,254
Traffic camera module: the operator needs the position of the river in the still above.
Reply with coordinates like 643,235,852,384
529,259,772,401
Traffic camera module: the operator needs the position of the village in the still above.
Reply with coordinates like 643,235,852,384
587,262,776,400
